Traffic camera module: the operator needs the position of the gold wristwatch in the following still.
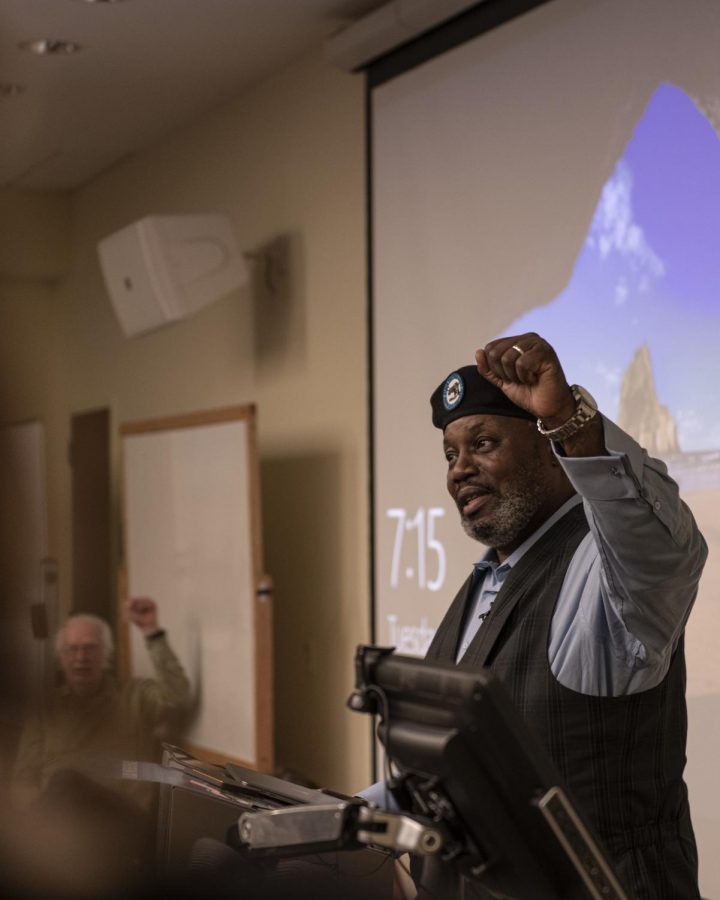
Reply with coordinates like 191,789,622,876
537,384,598,442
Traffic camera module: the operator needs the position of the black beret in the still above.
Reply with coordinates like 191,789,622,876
430,365,535,430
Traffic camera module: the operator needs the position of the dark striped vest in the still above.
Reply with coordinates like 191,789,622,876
426,504,699,899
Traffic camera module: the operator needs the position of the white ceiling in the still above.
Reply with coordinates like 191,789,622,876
0,0,383,192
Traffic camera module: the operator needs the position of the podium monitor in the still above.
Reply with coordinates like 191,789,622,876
350,645,628,900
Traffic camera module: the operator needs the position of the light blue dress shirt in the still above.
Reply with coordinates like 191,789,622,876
457,415,707,696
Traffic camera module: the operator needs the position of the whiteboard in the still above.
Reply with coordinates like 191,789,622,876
120,406,272,771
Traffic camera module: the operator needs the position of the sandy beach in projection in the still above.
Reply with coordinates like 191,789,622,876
682,487,720,697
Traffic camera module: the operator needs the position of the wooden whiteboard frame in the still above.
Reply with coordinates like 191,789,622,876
118,404,273,772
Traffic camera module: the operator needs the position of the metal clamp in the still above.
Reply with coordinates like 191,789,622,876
356,806,443,855
237,801,444,857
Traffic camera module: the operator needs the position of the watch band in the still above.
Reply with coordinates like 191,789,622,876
537,384,598,442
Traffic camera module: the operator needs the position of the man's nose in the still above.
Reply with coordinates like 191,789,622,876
451,447,477,480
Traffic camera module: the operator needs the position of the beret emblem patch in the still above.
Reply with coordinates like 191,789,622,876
442,372,464,410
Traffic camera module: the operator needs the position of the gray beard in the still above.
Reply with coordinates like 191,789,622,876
460,465,549,550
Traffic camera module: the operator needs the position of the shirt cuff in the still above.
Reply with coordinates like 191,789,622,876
554,415,644,501
356,780,401,813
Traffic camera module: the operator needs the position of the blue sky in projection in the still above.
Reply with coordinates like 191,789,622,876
500,83,720,453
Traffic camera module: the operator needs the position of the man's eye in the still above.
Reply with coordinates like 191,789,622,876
444,450,457,463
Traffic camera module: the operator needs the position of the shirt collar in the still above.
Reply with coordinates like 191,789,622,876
474,494,582,574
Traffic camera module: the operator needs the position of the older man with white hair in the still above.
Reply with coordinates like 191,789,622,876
11,597,191,811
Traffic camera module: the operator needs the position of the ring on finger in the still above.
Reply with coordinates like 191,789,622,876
511,344,524,356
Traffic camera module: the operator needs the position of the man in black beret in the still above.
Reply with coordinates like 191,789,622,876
425,332,706,899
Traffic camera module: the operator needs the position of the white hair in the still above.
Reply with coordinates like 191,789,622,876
54,614,115,670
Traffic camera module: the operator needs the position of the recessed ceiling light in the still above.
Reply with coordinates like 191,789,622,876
18,39,82,55
0,83,25,98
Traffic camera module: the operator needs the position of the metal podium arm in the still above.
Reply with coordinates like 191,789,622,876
356,806,444,855
236,802,444,858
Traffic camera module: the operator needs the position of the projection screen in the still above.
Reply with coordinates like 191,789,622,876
369,0,720,894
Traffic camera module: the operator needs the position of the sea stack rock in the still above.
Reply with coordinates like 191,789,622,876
617,345,680,456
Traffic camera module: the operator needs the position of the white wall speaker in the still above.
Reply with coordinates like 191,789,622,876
98,214,247,337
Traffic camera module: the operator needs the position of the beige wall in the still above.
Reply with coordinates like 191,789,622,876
1,49,371,793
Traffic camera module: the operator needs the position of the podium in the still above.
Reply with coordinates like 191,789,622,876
149,642,630,900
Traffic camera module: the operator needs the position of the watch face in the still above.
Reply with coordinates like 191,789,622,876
573,384,598,411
